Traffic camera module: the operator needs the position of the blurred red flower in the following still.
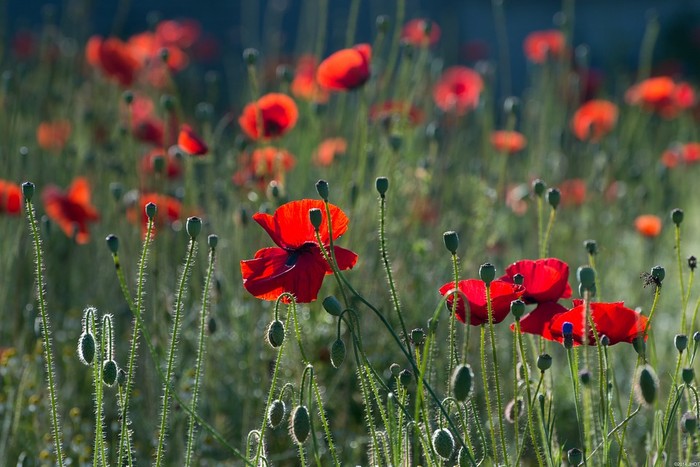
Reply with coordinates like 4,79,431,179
86,36,141,87
548,300,648,345
433,66,483,115
369,101,424,127
523,30,566,63
140,148,183,179
37,120,72,151
239,93,299,140
155,19,201,49
232,147,296,190
558,179,587,207
42,177,100,244
490,130,527,154
625,77,696,118
571,99,618,142
313,138,347,166
0,180,22,215
401,19,441,47
241,200,358,303
661,142,700,168
635,215,662,237
177,124,208,156
439,279,525,326
499,258,572,304
291,55,330,103
316,44,371,91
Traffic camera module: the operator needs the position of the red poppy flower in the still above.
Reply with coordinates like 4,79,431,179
128,193,182,237
369,101,424,127
571,100,618,142
439,279,525,326
313,138,347,167
625,77,696,118
490,130,527,154
42,177,100,244
177,124,208,156
635,215,662,237
661,142,700,168
548,300,648,345
95,37,141,87
232,147,296,190
241,200,358,303
499,258,572,304
37,120,72,151
239,93,299,140
558,179,587,207
512,301,568,340
156,19,201,49
401,19,441,47
523,30,566,64
291,55,330,103
316,44,371,91
0,180,22,215
140,148,183,179
433,66,483,115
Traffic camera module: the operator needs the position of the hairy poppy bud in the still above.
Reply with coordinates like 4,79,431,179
78,332,95,365
568,448,583,466
145,202,157,219
675,334,688,353
584,239,598,255
268,399,286,428
577,266,595,290
267,320,285,348
682,367,695,385
651,265,665,283
276,64,293,83
635,364,658,407
579,369,591,385
511,299,525,320
376,177,389,197
315,179,329,201
309,208,323,230
186,216,202,239
547,188,561,209
290,405,310,444
443,231,459,254
512,273,524,285
243,48,259,65
399,369,413,387
451,364,474,401
671,208,684,226
322,296,343,317
411,328,425,346
330,339,345,368
537,353,552,372
431,428,454,460
105,234,119,254
389,363,401,377
458,447,470,467
102,360,118,387
503,96,521,115
22,182,35,201
695,331,700,343
117,368,127,386
600,335,610,346
632,336,646,358
532,179,546,197
110,182,123,201
479,262,496,285
207,234,218,249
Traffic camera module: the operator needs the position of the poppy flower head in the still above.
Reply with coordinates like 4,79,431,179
232,147,296,191
433,66,484,115
140,148,183,179
369,101,425,127
523,30,566,63
316,44,372,91
500,258,572,304
0,180,22,215
241,199,358,303
42,177,100,244
571,100,618,142
625,77,696,118
401,18,441,47
313,138,347,166
490,130,527,154
96,37,141,87
439,279,526,326
548,302,648,345
635,215,662,237
291,55,330,103
239,93,299,140
662,142,700,168
37,120,72,151
177,124,208,156
155,19,201,49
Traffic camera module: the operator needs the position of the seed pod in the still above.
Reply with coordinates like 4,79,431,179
330,339,346,368
537,353,552,372
479,263,496,285
290,405,310,444
267,399,286,428
675,334,688,353
431,428,454,460
309,208,323,230
102,360,118,387
451,364,474,401
682,367,695,385
375,177,389,197
267,320,285,348
78,332,95,366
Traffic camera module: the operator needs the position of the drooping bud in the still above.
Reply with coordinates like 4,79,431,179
267,320,285,348
431,428,455,460
635,364,659,407
309,208,323,230
399,369,413,387
102,360,118,387
290,405,310,444
451,364,474,401
315,179,329,201
330,339,346,368
632,336,646,358
568,448,583,466
443,231,459,254
77,332,95,366
579,369,591,385
267,399,286,428
389,363,401,377
322,296,343,317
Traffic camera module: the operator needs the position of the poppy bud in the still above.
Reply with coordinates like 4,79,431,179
290,405,310,444
579,369,591,385
443,231,459,254
315,179,329,201
267,320,285,348
21,182,35,201
503,96,521,115
632,336,646,358
635,364,658,407
376,15,390,33
431,428,454,460
537,353,552,372
479,262,496,285
268,399,286,428
584,239,598,255
145,202,157,219
451,364,474,401
458,447,470,467
102,360,118,387
511,299,525,320
600,335,610,346
267,181,282,200
671,208,684,226
110,182,123,201
322,296,343,317
207,234,218,249
77,332,95,366
547,188,561,209
682,367,694,385
376,177,389,197
399,369,413,387
330,339,345,368
568,448,583,466
505,398,524,423
650,265,665,283
411,328,425,346
243,48,259,65
682,412,698,434
577,266,595,290
207,316,217,335
186,216,202,239
276,64,293,83
122,90,134,104
117,368,127,386
512,273,524,285
105,234,119,254
675,334,688,353
689,256,697,271
695,331,700,343
427,317,438,334
160,94,175,112
532,179,546,197
309,208,323,230
389,363,401,377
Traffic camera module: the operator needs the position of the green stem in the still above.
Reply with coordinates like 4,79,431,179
486,285,509,465
344,0,360,47
542,207,557,258
676,225,687,333
537,197,544,258
480,326,498,464
91,312,106,467
567,347,586,457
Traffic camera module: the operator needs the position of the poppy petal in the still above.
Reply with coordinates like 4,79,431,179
178,124,208,155
513,301,568,341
